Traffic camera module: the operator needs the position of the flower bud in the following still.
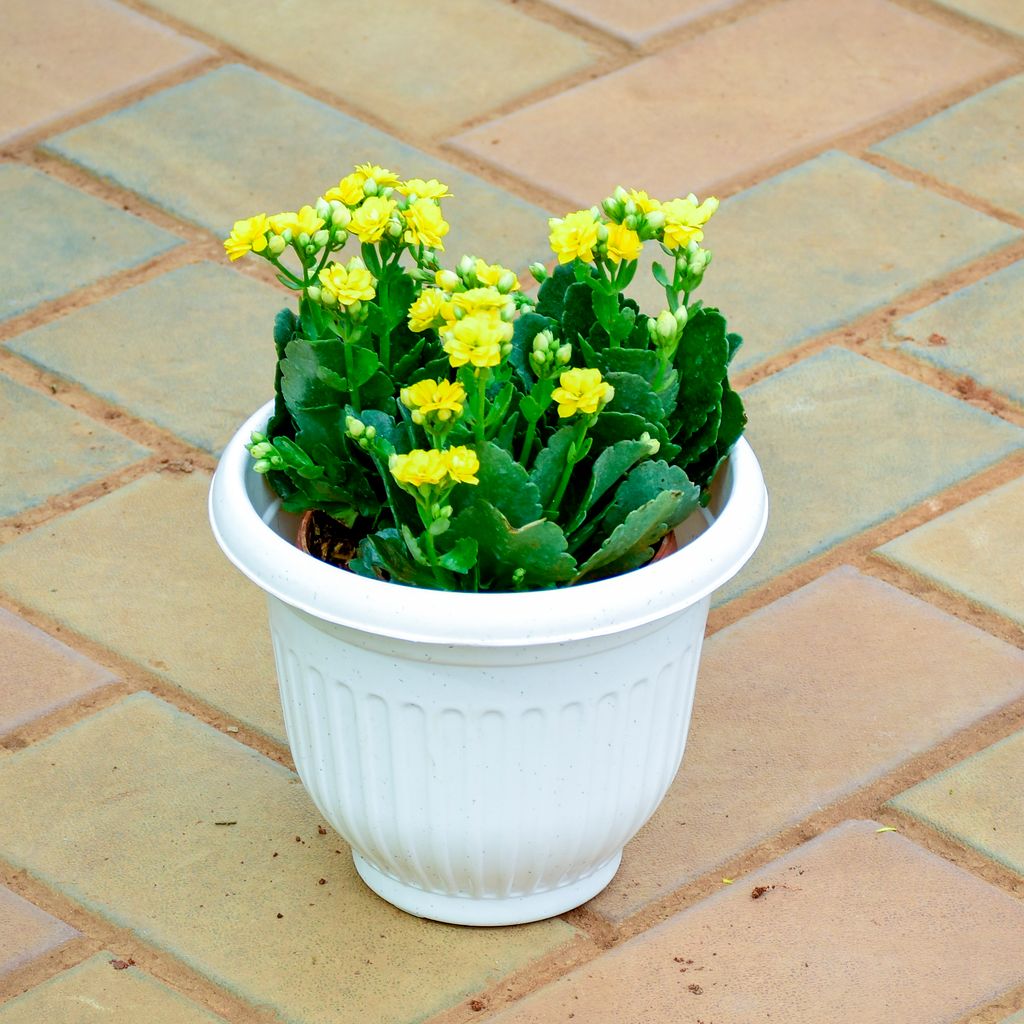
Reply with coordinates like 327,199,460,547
556,343,572,365
624,214,638,231
249,431,267,445
602,196,624,221
386,218,403,238
250,441,273,458
362,178,378,196
501,341,513,357
331,205,351,227
269,455,284,468
588,206,601,220
533,329,553,353
298,232,310,248
532,350,547,365
253,458,272,474
656,309,677,341
529,262,548,283
349,255,366,271
364,426,376,440
320,289,336,307
304,243,317,257
639,431,660,456
436,269,460,291
644,210,665,231
673,305,688,331
348,300,362,317
596,223,609,243
429,517,450,537
315,197,331,219
497,270,517,293
306,285,322,303
623,198,637,217
457,254,475,278
312,229,330,249
613,185,629,203
345,416,365,437
267,234,287,256
500,303,515,322
333,228,349,245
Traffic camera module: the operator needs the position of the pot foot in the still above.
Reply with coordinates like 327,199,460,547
352,851,623,926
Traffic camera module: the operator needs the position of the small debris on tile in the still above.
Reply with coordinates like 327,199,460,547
109,958,136,970
214,821,237,826
751,884,775,899
318,825,327,834
687,983,703,995
469,999,486,1012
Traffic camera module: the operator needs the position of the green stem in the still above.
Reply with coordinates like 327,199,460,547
474,369,489,445
519,418,538,466
343,332,361,411
421,526,447,589
268,256,304,286
545,418,588,520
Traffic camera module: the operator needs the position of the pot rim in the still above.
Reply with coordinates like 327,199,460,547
209,399,768,647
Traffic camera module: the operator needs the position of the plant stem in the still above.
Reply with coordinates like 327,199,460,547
422,526,447,589
474,368,489,445
519,418,538,466
545,418,588,520
343,331,361,411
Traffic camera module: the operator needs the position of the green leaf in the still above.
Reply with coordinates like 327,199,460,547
349,529,439,588
566,437,654,534
671,308,728,439
602,460,696,532
536,263,575,318
452,441,543,527
651,262,671,289
346,347,380,389
281,337,344,409
510,312,553,386
449,500,576,589
562,281,596,345
529,425,576,508
273,436,323,480
437,537,478,575
604,371,665,425
601,347,660,383
575,486,699,582
675,402,722,469
726,331,743,363
589,412,678,461
688,383,747,498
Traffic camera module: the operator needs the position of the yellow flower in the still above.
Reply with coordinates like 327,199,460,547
628,189,661,214
268,205,324,237
401,379,466,422
389,449,449,488
403,198,450,250
350,196,397,244
549,209,600,264
442,313,510,369
552,367,614,418
444,446,480,485
448,286,509,320
324,173,365,206
353,163,400,188
605,222,643,263
474,259,519,291
318,259,376,306
397,178,452,200
223,214,270,261
660,194,719,250
408,288,449,332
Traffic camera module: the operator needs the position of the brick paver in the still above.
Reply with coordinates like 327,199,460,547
452,0,1011,204
0,887,78,978
890,260,1024,406
541,0,745,44
493,822,1024,1024
890,730,1024,874
647,152,1018,370
140,0,595,137
0,607,115,737
590,566,1024,919
7,263,282,455
0,954,225,1023
2,0,1024,1020
0,0,208,144
0,694,577,1024
720,347,1024,601
872,74,1024,216
44,65,553,270
0,165,181,322
0,474,282,740
934,0,1024,36
0,375,149,519
878,477,1024,627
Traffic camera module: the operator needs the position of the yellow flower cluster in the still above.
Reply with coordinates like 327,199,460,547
269,206,324,237
546,187,718,266
389,446,480,488
322,164,451,251
407,279,514,370
551,368,615,418
400,379,466,424
318,258,376,307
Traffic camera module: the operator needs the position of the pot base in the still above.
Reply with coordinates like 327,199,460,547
352,850,623,927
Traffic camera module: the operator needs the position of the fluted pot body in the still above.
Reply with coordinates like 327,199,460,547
210,400,768,925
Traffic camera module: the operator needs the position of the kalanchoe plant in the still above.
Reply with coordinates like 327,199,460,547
225,165,745,592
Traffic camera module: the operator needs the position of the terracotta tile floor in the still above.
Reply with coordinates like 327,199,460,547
1,1,1022,1021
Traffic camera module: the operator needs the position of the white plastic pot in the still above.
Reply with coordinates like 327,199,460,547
209,399,768,925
